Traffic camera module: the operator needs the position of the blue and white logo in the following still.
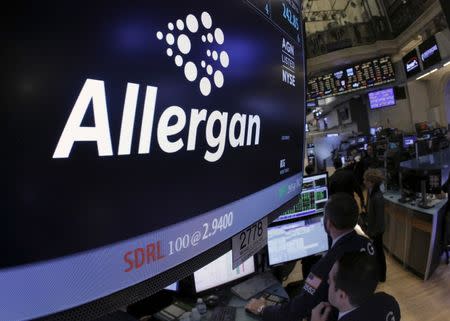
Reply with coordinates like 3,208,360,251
156,12,230,96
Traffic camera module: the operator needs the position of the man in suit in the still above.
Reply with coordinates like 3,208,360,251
311,252,400,321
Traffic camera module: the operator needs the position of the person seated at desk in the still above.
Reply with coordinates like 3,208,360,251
245,193,375,321
311,252,400,321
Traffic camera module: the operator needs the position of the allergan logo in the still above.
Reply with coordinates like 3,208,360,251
156,11,229,96
52,12,260,163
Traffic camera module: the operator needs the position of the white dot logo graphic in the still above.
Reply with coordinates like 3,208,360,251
220,51,229,68
206,65,213,75
166,33,174,45
175,55,183,67
176,19,184,31
177,34,191,54
200,77,211,96
186,14,199,33
214,28,224,44
201,12,212,29
214,70,224,88
156,11,229,97
184,62,197,82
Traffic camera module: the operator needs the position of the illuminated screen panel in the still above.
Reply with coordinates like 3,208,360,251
402,49,421,78
307,56,396,102
2,1,306,320
419,36,441,70
273,173,328,223
368,88,396,109
268,214,328,265
194,251,255,293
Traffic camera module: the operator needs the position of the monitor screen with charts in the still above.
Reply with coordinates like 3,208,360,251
268,173,329,265
273,173,328,223
194,251,255,293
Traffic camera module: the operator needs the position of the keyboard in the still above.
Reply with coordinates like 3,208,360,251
230,272,278,300
209,306,236,321
259,292,286,306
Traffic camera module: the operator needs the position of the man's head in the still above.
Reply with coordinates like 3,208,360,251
324,193,359,237
367,144,374,157
333,157,343,170
305,164,315,175
328,252,379,311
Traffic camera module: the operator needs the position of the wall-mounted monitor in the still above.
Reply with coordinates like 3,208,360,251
368,88,396,109
2,1,306,320
402,49,421,78
307,56,396,101
419,36,442,70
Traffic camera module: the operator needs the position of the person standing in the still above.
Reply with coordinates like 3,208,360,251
361,168,386,282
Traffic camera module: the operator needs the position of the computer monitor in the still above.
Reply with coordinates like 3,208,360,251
268,173,328,265
401,169,442,194
193,251,255,293
273,173,328,222
3,1,306,320
403,135,417,148
267,214,328,266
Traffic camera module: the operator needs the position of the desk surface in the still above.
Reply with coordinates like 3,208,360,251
383,191,447,216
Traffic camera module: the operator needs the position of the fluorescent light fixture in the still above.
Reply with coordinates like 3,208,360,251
416,68,438,80
444,61,450,67
326,133,339,137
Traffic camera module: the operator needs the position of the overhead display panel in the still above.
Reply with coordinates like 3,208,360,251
306,56,396,102
419,35,442,70
402,48,421,78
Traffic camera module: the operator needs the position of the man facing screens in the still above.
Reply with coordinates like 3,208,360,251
311,252,400,321
245,193,376,321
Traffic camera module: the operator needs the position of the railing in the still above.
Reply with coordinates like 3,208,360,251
305,17,392,58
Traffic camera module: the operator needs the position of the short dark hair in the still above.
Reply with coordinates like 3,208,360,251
333,157,343,169
334,252,378,306
305,164,315,175
324,193,359,230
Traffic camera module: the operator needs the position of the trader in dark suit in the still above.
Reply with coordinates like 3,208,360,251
311,252,400,321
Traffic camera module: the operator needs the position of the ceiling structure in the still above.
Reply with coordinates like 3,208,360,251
302,0,360,23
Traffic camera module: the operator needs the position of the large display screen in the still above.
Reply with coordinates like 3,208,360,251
419,36,441,70
307,56,396,102
368,88,396,109
402,49,421,78
2,1,306,320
